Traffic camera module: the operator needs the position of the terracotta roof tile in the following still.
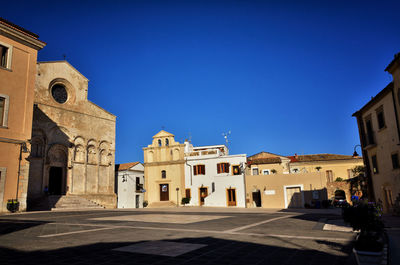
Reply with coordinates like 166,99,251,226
115,162,141,171
287,154,358,162
247,157,282,165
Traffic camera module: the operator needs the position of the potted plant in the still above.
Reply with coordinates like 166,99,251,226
342,201,385,264
271,169,277,174
143,200,148,208
7,199,20,213
181,197,191,206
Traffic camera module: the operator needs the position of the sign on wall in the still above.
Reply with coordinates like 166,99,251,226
264,190,275,195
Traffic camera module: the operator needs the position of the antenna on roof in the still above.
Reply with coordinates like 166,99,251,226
63,54,66,60
188,132,192,143
222,130,231,145
161,125,165,130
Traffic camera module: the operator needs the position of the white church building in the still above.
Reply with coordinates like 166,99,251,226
184,142,246,207
115,162,145,208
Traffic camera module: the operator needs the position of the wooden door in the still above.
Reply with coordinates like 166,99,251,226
286,187,302,208
199,187,208,206
227,188,237,206
160,184,169,201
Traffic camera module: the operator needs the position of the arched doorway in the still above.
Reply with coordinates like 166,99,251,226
49,167,63,195
47,145,68,195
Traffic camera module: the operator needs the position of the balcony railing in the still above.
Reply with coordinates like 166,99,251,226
136,184,144,192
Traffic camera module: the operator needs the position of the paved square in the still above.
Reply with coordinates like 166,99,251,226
0,208,357,264
89,214,232,224
113,241,207,257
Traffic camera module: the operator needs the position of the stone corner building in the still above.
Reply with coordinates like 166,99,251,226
27,61,117,208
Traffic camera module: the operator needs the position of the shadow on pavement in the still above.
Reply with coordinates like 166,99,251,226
0,236,356,265
0,219,48,235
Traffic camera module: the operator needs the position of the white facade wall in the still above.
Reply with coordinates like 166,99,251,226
117,164,144,208
185,152,246,208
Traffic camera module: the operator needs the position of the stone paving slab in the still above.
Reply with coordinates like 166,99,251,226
90,214,232,224
113,241,207,257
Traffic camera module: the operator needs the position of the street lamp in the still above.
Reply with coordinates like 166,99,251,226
353,144,362,157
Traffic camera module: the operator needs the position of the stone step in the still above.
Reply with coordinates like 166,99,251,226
148,201,177,208
50,195,104,211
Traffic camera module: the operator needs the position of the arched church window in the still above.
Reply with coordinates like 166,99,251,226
74,145,85,163
31,138,44,157
158,139,162,147
165,138,169,146
161,170,166,179
87,145,97,164
100,149,109,165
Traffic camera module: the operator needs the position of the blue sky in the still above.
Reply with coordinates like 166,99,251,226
3,0,400,163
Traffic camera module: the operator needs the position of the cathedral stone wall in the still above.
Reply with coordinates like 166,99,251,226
27,61,116,208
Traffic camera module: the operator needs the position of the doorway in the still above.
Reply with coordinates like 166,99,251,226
227,188,237,206
49,167,63,195
286,186,302,208
135,195,140,208
160,184,169,201
252,190,261,207
199,187,208,206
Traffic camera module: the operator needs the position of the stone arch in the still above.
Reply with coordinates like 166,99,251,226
173,148,180,160
47,144,68,166
46,144,68,195
87,139,97,148
48,125,71,146
74,144,85,163
87,145,97,164
99,141,110,165
148,151,154,162
31,129,47,158
74,136,85,146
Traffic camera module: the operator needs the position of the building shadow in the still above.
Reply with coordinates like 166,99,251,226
0,236,356,265
0,219,48,235
27,105,72,211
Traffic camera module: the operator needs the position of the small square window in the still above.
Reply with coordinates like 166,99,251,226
0,95,9,127
371,155,379,174
391,153,399,169
217,163,229,174
0,97,5,125
262,170,270,175
232,165,241,175
376,107,386,129
193,165,205,175
0,43,12,69
252,168,259,175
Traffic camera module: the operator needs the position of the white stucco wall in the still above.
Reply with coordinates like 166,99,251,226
117,165,144,208
185,153,246,207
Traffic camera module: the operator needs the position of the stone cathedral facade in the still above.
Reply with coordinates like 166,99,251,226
27,61,117,208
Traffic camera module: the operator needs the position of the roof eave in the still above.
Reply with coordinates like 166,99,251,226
0,23,46,50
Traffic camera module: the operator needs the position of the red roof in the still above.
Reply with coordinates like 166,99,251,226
287,154,358,163
115,162,141,171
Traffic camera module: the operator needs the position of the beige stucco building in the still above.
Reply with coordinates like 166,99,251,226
353,52,400,213
246,152,363,208
0,18,45,212
27,61,117,209
143,130,185,207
